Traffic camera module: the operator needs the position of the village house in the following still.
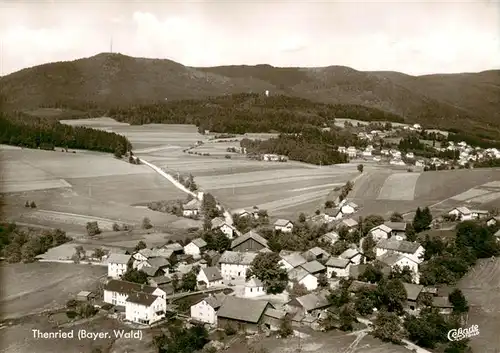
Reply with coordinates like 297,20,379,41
339,218,359,232
406,152,415,159
286,291,330,318
375,239,424,264
125,291,167,325
197,266,224,288
190,293,227,325
486,216,500,227
279,252,307,271
132,248,173,268
415,160,425,167
262,308,287,331
299,260,326,276
184,238,208,257
403,283,424,311
106,253,131,279
346,146,357,158
231,230,268,252
182,199,201,217
324,207,343,222
448,207,488,221
233,208,252,218
347,280,377,295
320,231,339,245
432,297,453,315
340,201,359,215
274,219,294,233
216,297,273,333
244,277,265,298
164,242,184,254
337,146,347,153
218,251,257,280
211,217,236,239
302,247,331,262
326,257,351,278
148,276,174,295
384,222,407,240
103,280,166,308
288,267,319,291
376,252,420,283
339,248,362,265
369,224,392,241
136,257,170,277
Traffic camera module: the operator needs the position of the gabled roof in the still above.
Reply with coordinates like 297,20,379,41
370,224,392,234
189,238,208,248
165,243,183,252
183,199,201,210
325,207,342,217
433,296,453,308
403,283,424,301
341,218,358,228
453,207,471,215
201,266,222,282
321,231,339,242
376,239,421,254
376,252,406,266
307,247,330,257
287,267,311,282
231,230,268,249
216,297,270,323
142,266,161,277
280,253,307,268
384,222,407,232
218,251,257,265
126,292,159,306
202,293,227,310
106,253,131,265
147,257,170,268
259,247,272,253
264,307,286,319
326,257,350,268
348,280,377,292
274,218,293,227
245,277,263,287
149,276,171,285
295,292,330,312
211,217,227,229
104,280,157,295
233,208,250,216
339,248,361,260
300,260,326,274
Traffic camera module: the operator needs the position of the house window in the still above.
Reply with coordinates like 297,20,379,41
112,299,116,305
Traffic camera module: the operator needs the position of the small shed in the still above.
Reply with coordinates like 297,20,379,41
77,291,93,302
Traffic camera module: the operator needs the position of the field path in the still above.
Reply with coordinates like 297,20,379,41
140,159,234,225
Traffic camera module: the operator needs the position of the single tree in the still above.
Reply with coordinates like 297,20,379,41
318,273,328,288
181,271,197,292
112,223,120,231
122,268,148,284
24,201,30,208
448,289,469,313
357,164,364,173
30,201,37,208
134,240,147,252
373,311,404,344
278,316,293,338
377,278,407,313
86,221,101,237
247,252,288,294
338,303,357,331
359,263,384,283
92,248,106,260
361,234,376,260
141,217,153,230
390,212,404,222
389,265,414,283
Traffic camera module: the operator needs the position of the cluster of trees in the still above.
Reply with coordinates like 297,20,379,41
247,252,289,294
0,111,131,153
109,93,404,134
232,209,269,233
66,299,98,320
153,323,208,353
177,174,198,192
0,223,72,263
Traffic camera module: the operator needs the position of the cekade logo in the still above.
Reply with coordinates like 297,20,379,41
447,325,480,341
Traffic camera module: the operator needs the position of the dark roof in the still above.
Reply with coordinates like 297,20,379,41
202,293,227,309
159,283,174,295
217,297,270,323
142,266,161,277
281,253,307,268
326,257,350,268
384,222,407,232
218,251,257,265
264,307,287,319
348,280,377,292
300,260,326,274
231,230,268,249
148,257,170,268
295,292,330,312
202,266,223,282
403,283,424,301
376,239,421,254
126,292,159,306
325,207,342,216
149,276,172,285
433,296,453,308
190,238,208,248
104,280,157,295
377,252,405,266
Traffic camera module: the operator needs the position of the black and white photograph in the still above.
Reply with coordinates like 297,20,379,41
0,1,499,352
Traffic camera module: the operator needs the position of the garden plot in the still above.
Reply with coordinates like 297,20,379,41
450,188,491,201
377,173,420,201
468,192,500,204
20,210,118,231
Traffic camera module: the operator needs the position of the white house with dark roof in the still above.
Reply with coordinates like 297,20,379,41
184,238,208,257
448,206,474,221
486,216,500,227
183,199,201,217
286,291,330,315
302,247,330,261
211,217,236,239
299,260,326,275
320,231,339,245
136,257,170,276
103,280,166,308
279,252,307,270
218,251,258,280
376,252,420,283
106,253,131,279
384,222,407,240
324,208,343,222
197,266,224,288
125,291,166,325
274,219,294,233
244,277,265,298
190,293,227,325
375,239,424,264
326,257,351,278
339,248,362,265
288,267,318,291
369,224,392,242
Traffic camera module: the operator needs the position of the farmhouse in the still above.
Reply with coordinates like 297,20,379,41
216,297,272,333
403,283,424,311
218,251,257,280
384,222,407,240
339,248,362,265
432,296,453,315
244,277,265,298
486,216,500,227
448,207,488,221
375,239,424,264
233,208,252,218
148,275,173,294
211,217,236,239
279,252,307,271
262,308,287,331
376,252,420,283
183,199,201,217
340,201,359,215
346,146,357,158
369,224,392,241
197,267,224,288
136,257,170,276
164,242,184,254
288,267,319,291
299,260,326,275
324,208,343,222
326,257,351,278
339,218,358,231
231,230,268,252
286,291,330,316
302,247,331,261
190,293,227,325
125,291,166,325
184,238,207,257
106,253,131,279
274,219,294,233
320,231,339,245
103,280,166,308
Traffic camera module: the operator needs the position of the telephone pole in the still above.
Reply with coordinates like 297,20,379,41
110,36,113,53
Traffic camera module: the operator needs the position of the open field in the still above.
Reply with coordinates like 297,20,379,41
377,173,420,201
1,148,196,232
0,262,106,319
459,258,500,353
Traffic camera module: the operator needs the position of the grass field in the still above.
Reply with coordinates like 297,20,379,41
0,262,106,320
459,258,500,353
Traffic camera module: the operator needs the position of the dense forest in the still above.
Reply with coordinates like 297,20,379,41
108,93,405,134
0,111,132,153
240,127,356,165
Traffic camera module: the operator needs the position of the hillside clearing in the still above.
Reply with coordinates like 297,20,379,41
377,173,420,201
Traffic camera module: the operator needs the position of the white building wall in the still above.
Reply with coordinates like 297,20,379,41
275,224,293,233
190,300,217,325
220,263,250,280
350,254,362,265
220,224,235,239
108,263,127,279
125,296,166,325
299,274,318,291
184,243,201,256
327,265,350,278
341,205,355,215
104,290,128,307
375,246,424,264
371,229,389,242
244,286,265,298
183,209,199,217
278,260,294,271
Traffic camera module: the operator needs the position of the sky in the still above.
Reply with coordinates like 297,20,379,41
0,0,499,76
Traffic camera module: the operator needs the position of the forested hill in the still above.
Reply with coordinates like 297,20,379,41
2,53,500,140
108,93,404,134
